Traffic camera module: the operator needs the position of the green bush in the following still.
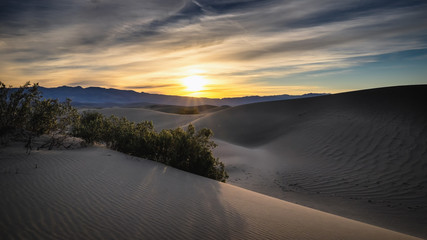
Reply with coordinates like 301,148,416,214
0,82,78,149
72,112,228,182
72,111,106,144
0,82,40,134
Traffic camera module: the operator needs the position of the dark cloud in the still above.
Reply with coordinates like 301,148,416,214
282,0,426,28
144,1,204,32
3,0,425,53
195,0,277,14
205,1,427,62
0,0,77,34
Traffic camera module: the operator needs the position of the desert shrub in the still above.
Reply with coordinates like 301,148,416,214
72,111,107,144
0,82,78,149
161,125,228,181
72,112,228,182
0,82,40,135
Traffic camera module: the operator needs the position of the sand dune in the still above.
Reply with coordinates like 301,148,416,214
0,144,420,239
193,85,427,238
2,85,424,238
82,107,204,130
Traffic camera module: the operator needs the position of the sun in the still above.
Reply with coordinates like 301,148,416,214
182,75,207,92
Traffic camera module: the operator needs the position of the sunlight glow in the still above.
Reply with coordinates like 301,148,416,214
182,75,208,92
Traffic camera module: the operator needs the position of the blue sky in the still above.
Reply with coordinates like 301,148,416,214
1,0,427,97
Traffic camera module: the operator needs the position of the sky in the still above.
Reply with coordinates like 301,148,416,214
1,0,427,98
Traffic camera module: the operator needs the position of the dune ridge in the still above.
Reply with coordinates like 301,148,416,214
193,85,427,238
0,145,421,239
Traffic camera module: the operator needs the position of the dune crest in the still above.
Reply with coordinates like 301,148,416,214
194,85,427,238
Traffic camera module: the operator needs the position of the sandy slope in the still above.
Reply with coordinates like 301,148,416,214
81,107,204,130
0,145,420,240
193,85,427,238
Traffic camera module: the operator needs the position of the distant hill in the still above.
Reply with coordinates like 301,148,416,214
145,104,230,114
38,86,327,107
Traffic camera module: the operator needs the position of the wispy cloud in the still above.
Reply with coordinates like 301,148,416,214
1,0,427,97
124,83,181,91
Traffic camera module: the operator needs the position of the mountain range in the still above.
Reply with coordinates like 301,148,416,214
39,86,327,107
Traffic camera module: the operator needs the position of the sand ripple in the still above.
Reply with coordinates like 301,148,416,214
0,144,420,239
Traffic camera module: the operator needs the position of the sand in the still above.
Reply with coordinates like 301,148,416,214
193,85,427,238
0,144,420,239
80,107,205,131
